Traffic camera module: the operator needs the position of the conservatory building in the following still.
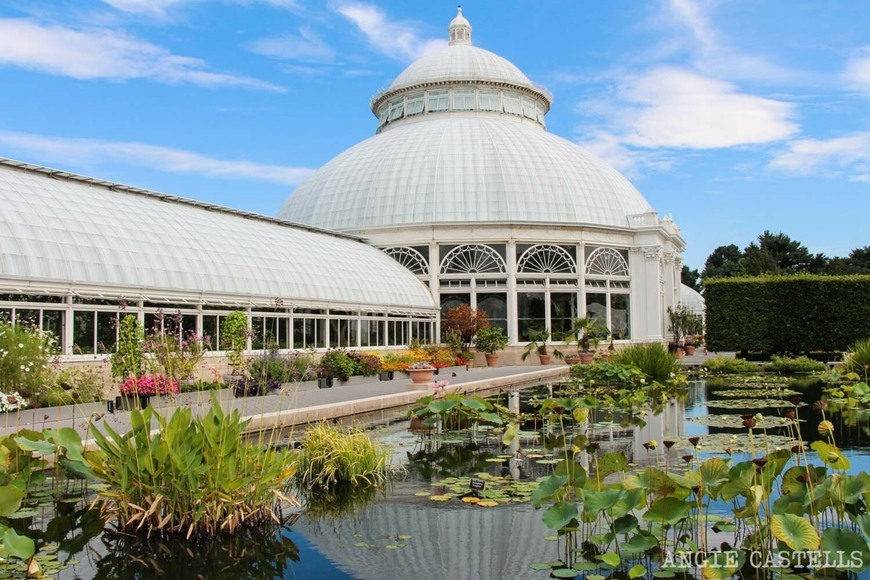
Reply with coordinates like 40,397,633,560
279,9,685,345
0,159,437,357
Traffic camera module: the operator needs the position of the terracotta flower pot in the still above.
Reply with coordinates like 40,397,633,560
578,351,595,364
484,354,499,367
407,368,435,384
539,354,551,365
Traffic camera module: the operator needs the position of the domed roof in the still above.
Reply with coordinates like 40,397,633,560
280,9,656,234
680,284,706,316
387,45,539,95
278,116,653,231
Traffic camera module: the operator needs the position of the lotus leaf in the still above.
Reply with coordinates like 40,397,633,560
771,514,820,550
687,414,798,429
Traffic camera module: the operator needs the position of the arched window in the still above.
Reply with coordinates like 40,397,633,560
383,247,429,275
440,244,505,274
517,245,576,274
585,248,629,277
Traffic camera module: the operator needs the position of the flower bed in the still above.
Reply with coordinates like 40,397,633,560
120,374,179,396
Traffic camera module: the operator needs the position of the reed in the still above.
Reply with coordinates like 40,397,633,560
297,421,390,488
611,342,679,383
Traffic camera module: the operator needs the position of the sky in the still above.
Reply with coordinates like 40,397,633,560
0,0,867,271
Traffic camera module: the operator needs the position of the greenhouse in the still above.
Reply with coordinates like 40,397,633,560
0,158,437,356
279,8,685,346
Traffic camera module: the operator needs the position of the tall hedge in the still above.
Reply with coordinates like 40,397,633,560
704,274,870,353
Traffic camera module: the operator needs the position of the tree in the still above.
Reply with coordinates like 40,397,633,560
702,244,743,279
849,246,870,271
681,265,702,292
441,305,489,351
754,230,820,273
741,243,779,276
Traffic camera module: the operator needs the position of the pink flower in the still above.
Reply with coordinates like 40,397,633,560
120,374,179,396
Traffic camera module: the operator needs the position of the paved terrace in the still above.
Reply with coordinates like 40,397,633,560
0,365,569,444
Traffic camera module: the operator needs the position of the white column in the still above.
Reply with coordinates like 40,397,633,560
506,240,518,344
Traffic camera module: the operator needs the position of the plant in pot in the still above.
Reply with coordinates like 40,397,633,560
406,361,436,385
473,327,509,367
317,348,355,388
564,315,610,365
521,329,563,365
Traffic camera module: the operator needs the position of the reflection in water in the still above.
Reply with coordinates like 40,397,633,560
90,519,300,579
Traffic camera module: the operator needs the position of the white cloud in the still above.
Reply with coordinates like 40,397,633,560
769,133,870,182
331,1,444,62
101,0,189,17
661,0,802,83
249,28,336,63
0,130,313,186
0,18,281,91
586,68,798,150
844,48,870,95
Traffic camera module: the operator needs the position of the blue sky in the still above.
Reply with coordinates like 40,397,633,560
0,0,867,270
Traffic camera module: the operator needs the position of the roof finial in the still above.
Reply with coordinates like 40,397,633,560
448,5,472,46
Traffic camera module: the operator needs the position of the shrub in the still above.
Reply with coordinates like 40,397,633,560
473,326,509,354
767,355,826,374
110,314,144,380
704,274,870,352
178,380,224,394
844,338,870,377
143,318,209,383
612,343,679,383
442,305,489,350
348,352,381,376
36,367,106,407
221,311,251,371
120,374,179,396
249,348,289,383
0,318,58,398
297,421,389,487
318,349,356,381
378,352,419,372
421,345,456,368
702,355,758,374
88,396,298,536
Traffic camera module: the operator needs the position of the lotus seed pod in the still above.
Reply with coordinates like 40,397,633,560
818,420,834,436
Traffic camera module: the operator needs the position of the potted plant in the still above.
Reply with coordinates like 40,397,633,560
406,361,436,385
564,315,610,365
521,329,564,365
473,327,509,367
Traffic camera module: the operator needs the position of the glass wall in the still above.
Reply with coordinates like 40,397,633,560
517,293,545,342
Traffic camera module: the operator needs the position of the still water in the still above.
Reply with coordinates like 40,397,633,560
28,378,870,579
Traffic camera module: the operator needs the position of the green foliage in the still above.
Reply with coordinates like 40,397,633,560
348,351,381,376
701,355,758,374
521,329,563,361
704,274,870,353
35,367,106,407
845,338,870,376
88,395,297,536
0,318,58,397
221,311,250,370
473,326,508,354
143,324,207,382
297,421,389,488
564,315,611,352
766,355,825,374
612,343,679,383
667,306,703,344
110,314,144,379
410,392,507,431
317,348,356,381
248,349,317,383
570,362,646,388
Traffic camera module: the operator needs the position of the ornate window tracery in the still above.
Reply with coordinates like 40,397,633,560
517,245,576,274
440,244,505,274
585,248,629,277
383,247,429,275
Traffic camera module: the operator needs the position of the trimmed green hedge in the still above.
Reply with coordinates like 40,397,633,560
705,274,870,353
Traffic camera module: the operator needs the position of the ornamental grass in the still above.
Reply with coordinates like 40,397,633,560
611,342,679,383
88,395,298,538
297,421,390,488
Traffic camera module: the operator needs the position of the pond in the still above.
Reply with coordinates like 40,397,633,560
12,376,870,579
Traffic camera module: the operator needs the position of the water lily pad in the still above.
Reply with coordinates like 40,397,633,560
688,414,798,429
429,495,451,501
354,542,369,547
713,388,801,398
462,497,481,504
706,399,806,409
398,535,412,540
415,491,431,497
536,459,561,464
477,500,499,507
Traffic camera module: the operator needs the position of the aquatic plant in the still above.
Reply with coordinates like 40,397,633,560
701,355,758,374
410,391,509,432
766,354,826,374
297,421,390,488
88,395,298,536
844,337,870,378
610,342,679,383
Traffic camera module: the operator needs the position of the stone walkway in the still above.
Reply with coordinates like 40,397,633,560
0,365,569,443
